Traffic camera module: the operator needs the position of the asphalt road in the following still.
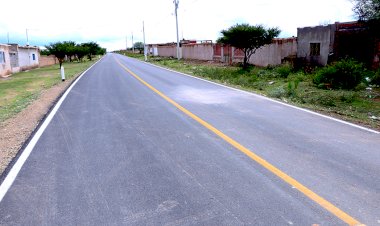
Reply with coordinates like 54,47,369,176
0,53,379,225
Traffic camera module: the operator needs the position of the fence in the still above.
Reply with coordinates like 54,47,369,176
152,38,297,67
39,55,57,67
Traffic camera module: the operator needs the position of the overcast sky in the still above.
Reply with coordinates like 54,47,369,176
0,0,356,51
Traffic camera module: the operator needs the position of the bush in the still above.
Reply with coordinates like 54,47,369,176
313,59,366,89
371,69,380,86
275,64,292,78
287,79,300,97
268,86,287,98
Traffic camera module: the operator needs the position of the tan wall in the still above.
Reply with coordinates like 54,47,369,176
0,45,11,77
182,43,214,61
39,55,57,67
249,38,297,66
157,45,177,58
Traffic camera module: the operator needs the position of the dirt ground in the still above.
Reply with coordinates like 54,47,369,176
0,75,80,176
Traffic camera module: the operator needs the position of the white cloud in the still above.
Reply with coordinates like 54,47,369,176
0,0,355,51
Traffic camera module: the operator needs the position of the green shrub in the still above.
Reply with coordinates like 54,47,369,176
287,79,300,97
268,86,287,98
371,69,380,86
275,64,292,78
313,59,366,90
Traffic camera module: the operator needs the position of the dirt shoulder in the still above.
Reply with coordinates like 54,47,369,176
0,74,81,176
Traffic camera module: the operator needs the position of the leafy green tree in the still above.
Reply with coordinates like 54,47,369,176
82,42,101,61
75,44,90,62
45,42,67,68
217,24,280,68
98,48,107,55
133,42,144,54
63,41,76,62
40,49,50,55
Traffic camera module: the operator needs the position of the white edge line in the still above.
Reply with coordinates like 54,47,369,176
122,55,379,134
0,58,102,202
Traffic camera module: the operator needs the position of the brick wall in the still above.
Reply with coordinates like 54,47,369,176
39,55,57,67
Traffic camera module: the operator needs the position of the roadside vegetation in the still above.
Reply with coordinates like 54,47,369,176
44,41,106,68
117,51,380,130
0,60,96,123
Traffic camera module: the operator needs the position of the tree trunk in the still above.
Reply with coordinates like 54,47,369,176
59,58,64,68
243,53,249,69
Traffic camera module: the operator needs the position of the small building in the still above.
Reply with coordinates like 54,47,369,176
297,24,335,66
0,44,11,77
17,45,39,71
297,21,379,68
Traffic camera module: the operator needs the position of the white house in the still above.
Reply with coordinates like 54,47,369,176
0,44,11,77
17,45,39,71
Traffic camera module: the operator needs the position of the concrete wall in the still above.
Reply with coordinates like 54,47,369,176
0,44,11,77
9,44,20,73
151,38,296,67
39,55,57,67
213,38,297,67
249,38,297,66
182,43,213,61
18,46,39,70
157,45,177,58
297,25,335,66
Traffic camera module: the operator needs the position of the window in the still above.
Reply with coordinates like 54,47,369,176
0,51,5,63
310,43,320,56
32,53,36,61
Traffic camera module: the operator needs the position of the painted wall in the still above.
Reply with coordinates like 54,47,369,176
18,46,39,70
297,25,335,66
182,43,213,61
213,38,297,67
249,38,297,66
0,44,11,77
157,45,177,58
39,55,57,67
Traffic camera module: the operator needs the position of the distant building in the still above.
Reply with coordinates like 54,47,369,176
15,45,40,71
0,44,11,77
0,44,40,77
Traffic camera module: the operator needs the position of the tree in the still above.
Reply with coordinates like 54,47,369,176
75,44,90,62
353,0,380,38
40,49,50,55
81,42,101,61
63,41,76,62
45,42,67,68
353,0,380,21
98,48,107,55
217,24,280,68
133,42,144,54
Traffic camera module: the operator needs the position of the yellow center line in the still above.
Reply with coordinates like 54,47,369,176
114,56,363,226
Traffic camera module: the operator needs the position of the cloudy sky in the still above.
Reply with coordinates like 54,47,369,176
0,0,356,51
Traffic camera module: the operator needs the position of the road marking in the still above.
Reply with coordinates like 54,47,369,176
115,56,363,226
132,56,379,134
0,58,102,203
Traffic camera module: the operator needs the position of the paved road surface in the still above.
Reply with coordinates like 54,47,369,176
0,53,379,225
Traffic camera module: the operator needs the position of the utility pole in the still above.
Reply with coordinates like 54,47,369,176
7,32,9,44
174,0,180,60
143,21,147,61
126,35,128,51
26,29,29,46
132,32,134,53
26,28,30,66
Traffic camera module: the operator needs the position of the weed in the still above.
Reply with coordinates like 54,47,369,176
314,58,366,89
268,86,287,98
275,64,292,78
